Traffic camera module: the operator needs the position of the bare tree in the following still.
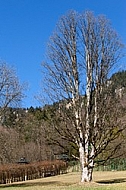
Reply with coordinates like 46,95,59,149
0,125,20,163
42,11,125,182
78,11,125,182
0,62,24,123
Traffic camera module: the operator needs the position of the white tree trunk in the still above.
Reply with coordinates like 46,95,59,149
88,144,95,181
80,48,93,183
78,128,89,182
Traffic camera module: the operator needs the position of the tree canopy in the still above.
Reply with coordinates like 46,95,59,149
42,10,125,182
0,62,24,124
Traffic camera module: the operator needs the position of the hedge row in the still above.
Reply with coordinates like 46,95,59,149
0,160,68,184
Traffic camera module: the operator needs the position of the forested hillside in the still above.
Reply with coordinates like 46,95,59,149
0,70,126,164
111,70,126,88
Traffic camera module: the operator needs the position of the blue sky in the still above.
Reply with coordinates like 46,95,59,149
0,0,126,108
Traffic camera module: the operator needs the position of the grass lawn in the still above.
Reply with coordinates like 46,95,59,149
0,171,126,190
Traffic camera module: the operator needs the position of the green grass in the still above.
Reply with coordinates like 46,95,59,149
0,171,126,190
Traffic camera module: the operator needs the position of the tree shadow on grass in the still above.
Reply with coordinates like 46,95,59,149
0,181,58,188
0,181,71,188
96,178,126,184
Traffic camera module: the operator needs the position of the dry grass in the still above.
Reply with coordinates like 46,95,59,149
0,171,126,190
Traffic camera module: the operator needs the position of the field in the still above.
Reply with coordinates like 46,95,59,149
0,171,126,190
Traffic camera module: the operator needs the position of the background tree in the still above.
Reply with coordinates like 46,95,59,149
0,106,53,164
42,10,125,182
0,62,24,124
